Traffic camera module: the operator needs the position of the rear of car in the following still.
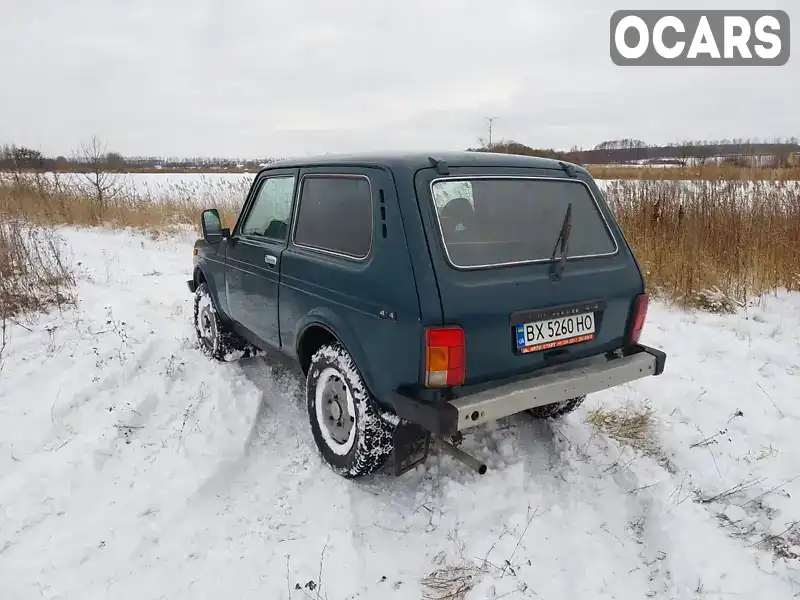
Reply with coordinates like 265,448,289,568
391,158,664,435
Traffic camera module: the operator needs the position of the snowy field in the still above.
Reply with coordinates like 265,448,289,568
1,228,800,599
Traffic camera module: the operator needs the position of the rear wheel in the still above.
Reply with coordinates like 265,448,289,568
306,343,394,478
528,395,586,419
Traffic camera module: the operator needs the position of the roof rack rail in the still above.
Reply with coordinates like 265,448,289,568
428,156,450,175
558,161,578,178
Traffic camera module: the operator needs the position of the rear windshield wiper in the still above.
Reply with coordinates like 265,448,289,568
549,203,572,281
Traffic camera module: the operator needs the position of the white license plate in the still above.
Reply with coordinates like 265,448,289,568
515,312,596,354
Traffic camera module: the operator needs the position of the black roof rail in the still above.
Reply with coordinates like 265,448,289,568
558,161,578,178
428,156,450,175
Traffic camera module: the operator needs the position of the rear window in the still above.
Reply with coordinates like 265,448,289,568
430,177,617,268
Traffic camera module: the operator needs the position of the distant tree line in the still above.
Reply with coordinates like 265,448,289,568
0,142,281,172
3,135,799,173
469,137,800,168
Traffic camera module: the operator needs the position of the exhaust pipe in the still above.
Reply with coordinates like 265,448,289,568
436,438,487,475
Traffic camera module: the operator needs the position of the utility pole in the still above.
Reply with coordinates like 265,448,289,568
486,116,498,149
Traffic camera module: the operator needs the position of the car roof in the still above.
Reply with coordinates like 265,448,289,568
263,150,577,172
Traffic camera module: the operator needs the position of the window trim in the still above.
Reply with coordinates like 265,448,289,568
428,175,620,271
236,173,297,243
290,173,374,261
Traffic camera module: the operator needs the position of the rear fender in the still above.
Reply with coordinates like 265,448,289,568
294,309,377,401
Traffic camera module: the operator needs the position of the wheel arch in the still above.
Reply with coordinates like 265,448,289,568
295,312,376,398
193,266,207,287
192,265,228,320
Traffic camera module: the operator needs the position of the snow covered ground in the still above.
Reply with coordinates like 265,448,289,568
1,227,799,599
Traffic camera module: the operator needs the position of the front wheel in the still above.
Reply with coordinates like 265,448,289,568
193,282,256,361
528,395,586,419
306,343,394,478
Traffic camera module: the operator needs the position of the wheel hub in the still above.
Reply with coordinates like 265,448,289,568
319,374,354,445
199,305,216,342
329,400,342,421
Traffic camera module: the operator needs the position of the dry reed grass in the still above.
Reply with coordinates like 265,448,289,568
588,163,800,181
607,179,800,308
33,162,800,181
421,561,487,600
2,171,798,310
586,405,658,454
0,173,243,232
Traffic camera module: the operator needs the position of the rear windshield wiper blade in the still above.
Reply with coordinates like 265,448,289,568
549,203,572,281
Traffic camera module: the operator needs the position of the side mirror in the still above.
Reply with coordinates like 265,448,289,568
201,209,228,244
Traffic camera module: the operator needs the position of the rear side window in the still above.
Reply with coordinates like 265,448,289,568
430,177,617,268
293,175,372,258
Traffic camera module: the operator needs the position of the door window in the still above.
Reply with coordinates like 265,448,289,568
240,175,296,241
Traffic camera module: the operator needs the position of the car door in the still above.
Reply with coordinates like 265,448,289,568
225,169,298,348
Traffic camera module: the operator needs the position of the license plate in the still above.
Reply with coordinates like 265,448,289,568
515,312,596,354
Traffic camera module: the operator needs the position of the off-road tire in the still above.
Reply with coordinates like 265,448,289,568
306,343,394,478
193,282,256,361
528,395,587,419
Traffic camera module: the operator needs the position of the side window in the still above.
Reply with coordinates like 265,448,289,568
293,176,372,258
240,175,296,241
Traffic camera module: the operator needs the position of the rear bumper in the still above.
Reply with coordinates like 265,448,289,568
391,344,666,436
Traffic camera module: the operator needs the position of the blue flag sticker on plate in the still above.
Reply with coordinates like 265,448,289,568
516,324,527,348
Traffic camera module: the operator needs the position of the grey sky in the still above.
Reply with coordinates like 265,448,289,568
1,0,797,158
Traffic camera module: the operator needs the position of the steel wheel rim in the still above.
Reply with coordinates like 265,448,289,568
197,296,217,348
315,367,356,454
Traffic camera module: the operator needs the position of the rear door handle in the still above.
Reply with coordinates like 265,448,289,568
264,254,278,268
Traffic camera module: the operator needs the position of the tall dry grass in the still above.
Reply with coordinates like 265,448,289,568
0,173,244,232
588,163,800,181
2,171,798,310
606,179,800,307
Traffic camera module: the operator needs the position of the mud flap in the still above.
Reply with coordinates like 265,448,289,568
393,421,431,476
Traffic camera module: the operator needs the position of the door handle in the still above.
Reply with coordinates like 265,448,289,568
264,254,278,268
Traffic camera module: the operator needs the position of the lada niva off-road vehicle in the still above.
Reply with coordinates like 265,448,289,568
188,151,666,478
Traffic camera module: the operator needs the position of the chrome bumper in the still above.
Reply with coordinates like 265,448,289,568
391,344,666,435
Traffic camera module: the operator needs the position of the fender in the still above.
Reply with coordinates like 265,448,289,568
294,308,377,398
193,261,230,321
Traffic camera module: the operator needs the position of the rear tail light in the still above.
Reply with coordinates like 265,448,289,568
628,294,649,345
425,326,465,387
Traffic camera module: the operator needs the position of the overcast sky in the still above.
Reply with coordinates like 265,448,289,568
1,0,796,158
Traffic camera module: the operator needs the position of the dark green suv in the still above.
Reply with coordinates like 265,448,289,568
188,151,666,478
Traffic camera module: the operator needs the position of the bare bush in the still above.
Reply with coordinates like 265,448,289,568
0,218,75,319
74,136,123,223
